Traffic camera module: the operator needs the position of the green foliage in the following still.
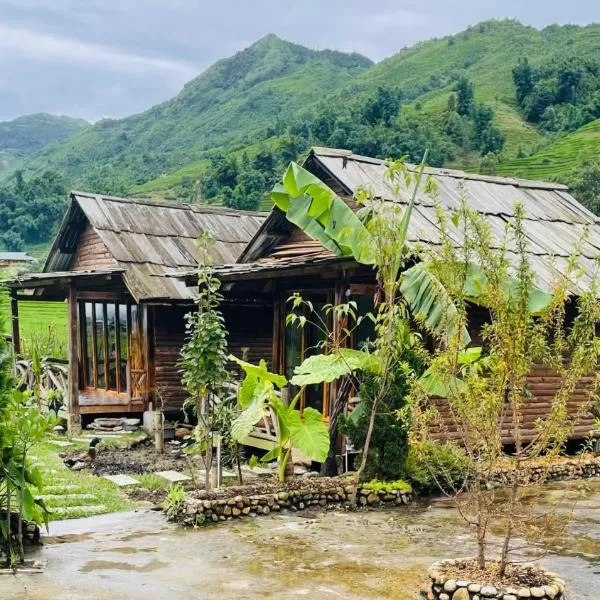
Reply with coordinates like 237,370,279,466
163,484,186,518
404,441,469,493
0,114,88,155
342,368,416,482
361,478,412,494
272,161,375,264
514,55,600,132
229,355,330,480
0,170,68,250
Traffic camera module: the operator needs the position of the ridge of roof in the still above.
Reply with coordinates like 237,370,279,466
70,191,269,218
309,147,569,191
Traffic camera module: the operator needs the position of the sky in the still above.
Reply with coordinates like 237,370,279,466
0,0,599,122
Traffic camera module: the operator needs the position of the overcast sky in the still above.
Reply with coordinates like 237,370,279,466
0,0,598,122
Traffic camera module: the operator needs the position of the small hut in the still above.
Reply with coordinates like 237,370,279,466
6,192,265,431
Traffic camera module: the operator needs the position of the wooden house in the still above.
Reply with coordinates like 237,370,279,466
6,192,266,430
7,148,600,445
172,147,600,444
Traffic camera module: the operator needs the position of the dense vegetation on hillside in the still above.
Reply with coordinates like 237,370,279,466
2,20,600,251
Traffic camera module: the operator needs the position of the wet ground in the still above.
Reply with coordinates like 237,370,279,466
2,479,599,600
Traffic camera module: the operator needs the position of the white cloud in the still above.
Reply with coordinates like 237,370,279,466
0,24,198,78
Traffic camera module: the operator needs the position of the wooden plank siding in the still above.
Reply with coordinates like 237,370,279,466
71,222,118,271
152,303,274,413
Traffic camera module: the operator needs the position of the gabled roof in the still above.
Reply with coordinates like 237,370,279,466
239,147,600,294
44,192,266,301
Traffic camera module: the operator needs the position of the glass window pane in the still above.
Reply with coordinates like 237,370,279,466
304,302,326,413
118,304,128,392
95,303,105,388
106,304,117,391
84,303,94,387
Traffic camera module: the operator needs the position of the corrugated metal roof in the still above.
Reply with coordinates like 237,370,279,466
44,192,265,302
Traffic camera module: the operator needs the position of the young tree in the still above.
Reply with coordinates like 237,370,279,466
178,232,229,490
410,199,600,577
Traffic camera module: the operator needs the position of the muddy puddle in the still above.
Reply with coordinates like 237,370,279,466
1,479,599,599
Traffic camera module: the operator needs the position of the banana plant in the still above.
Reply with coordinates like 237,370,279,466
229,356,329,481
272,160,472,346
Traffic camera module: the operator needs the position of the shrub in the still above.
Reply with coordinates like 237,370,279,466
405,440,469,493
362,479,412,494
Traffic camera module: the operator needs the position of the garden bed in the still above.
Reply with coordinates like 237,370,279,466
427,558,565,599
168,475,413,526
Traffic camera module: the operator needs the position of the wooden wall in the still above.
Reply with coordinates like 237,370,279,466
152,302,274,413
428,364,597,445
71,223,118,271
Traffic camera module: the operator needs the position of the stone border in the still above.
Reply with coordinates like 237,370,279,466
427,559,566,600
487,455,600,489
169,479,412,526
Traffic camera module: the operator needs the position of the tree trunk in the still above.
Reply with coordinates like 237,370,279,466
322,376,353,477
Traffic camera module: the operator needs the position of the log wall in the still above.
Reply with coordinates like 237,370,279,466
429,364,597,444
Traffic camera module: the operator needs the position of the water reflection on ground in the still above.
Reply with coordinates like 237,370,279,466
1,479,599,599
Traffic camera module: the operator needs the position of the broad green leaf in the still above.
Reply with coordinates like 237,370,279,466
418,368,467,398
231,394,267,443
261,446,282,463
348,399,367,425
272,162,375,265
248,455,259,469
290,348,381,386
229,355,287,389
401,263,471,348
287,407,330,462
462,263,552,315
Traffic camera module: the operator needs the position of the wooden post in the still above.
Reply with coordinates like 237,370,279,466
9,289,21,357
67,284,81,436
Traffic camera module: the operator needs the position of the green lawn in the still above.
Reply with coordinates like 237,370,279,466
31,438,136,520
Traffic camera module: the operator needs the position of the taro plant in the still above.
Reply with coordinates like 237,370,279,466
179,231,229,491
409,199,600,578
229,356,329,482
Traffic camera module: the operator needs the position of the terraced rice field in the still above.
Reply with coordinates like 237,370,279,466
497,118,600,181
0,296,67,357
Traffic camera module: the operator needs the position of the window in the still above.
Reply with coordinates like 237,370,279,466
283,295,330,417
79,301,133,395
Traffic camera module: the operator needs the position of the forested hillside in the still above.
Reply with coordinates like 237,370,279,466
3,19,600,253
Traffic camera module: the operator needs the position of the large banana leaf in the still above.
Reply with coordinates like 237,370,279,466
290,348,381,387
400,263,471,348
461,263,552,315
287,406,330,462
272,162,375,264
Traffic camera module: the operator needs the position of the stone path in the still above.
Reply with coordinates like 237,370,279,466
103,474,141,487
155,470,191,483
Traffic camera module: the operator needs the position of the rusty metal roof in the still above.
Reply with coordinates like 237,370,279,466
237,147,600,295
43,192,266,302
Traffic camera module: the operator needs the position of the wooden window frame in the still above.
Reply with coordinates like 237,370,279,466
79,299,132,398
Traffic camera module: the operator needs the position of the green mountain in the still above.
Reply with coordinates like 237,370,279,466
0,113,89,173
136,19,600,199
13,34,371,192
3,20,600,254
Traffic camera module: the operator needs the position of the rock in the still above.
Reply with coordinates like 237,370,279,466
444,580,458,593
302,471,319,478
468,584,482,593
175,427,189,439
516,590,531,599
452,589,470,600
480,587,497,598
503,596,517,600
529,589,545,599
543,585,558,599
232,508,241,517
53,425,65,434
456,581,470,588
439,595,450,600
